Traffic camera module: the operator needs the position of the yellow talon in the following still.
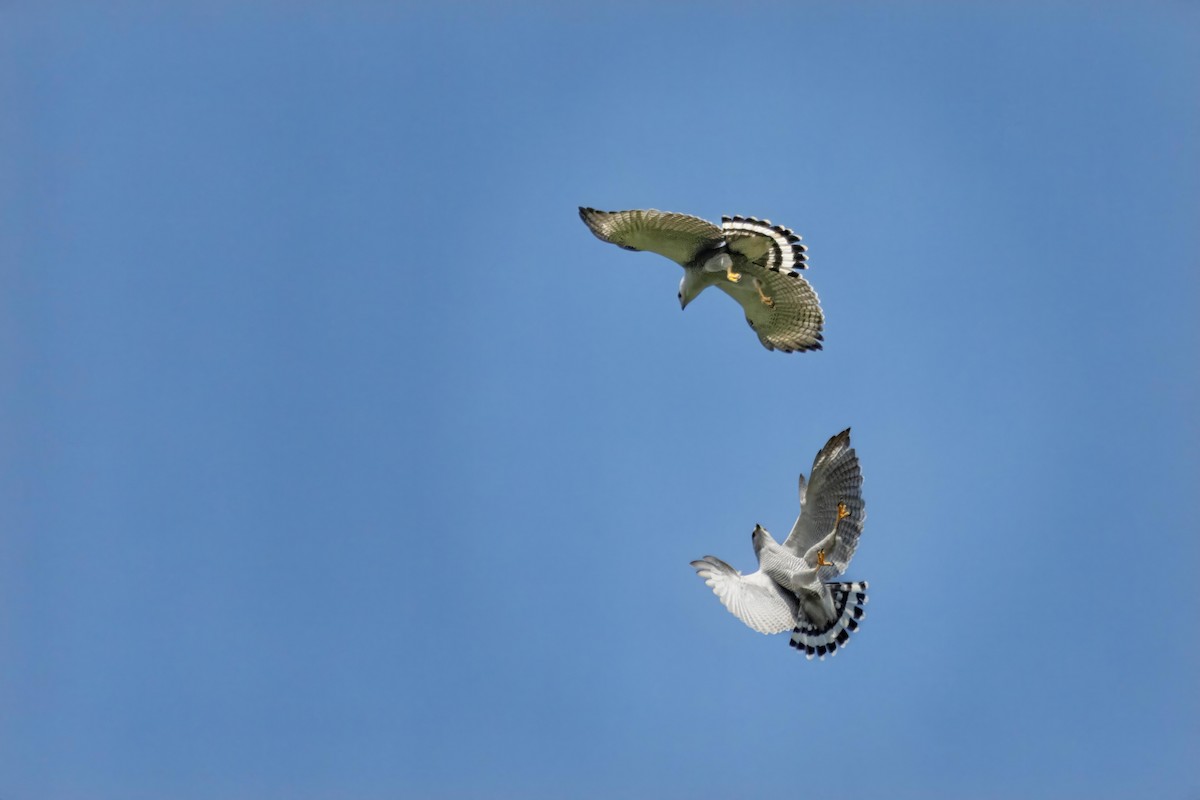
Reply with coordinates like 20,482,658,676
754,278,774,308
837,501,850,520
725,267,742,283
817,549,834,567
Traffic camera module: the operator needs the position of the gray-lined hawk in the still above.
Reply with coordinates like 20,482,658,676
578,207,825,352
691,429,868,659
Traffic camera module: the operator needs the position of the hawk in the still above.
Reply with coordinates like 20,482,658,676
578,207,825,352
691,429,868,659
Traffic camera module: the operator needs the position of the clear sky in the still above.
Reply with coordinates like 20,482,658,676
2,3,1198,798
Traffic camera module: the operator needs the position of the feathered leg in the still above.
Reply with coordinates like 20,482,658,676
704,252,741,283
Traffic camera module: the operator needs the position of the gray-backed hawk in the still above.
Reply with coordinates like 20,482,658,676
691,429,868,659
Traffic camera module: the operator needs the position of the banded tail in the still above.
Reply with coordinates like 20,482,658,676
720,215,809,274
789,581,868,660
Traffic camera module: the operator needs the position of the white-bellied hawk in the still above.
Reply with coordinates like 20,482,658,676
691,429,869,659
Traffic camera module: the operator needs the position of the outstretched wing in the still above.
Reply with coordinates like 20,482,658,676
717,267,824,352
782,429,865,580
690,556,797,634
579,207,724,267
717,215,824,352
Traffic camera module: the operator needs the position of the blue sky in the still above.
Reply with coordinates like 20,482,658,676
2,3,1198,798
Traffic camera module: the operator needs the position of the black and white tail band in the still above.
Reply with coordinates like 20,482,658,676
721,215,809,274
789,581,868,660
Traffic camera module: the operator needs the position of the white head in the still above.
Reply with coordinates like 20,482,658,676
751,523,777,556
680,251,730,309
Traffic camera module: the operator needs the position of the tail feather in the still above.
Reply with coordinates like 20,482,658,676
720,215,808,273
788,581,868,660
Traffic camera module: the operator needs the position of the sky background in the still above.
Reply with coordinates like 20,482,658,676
2,3,1198,798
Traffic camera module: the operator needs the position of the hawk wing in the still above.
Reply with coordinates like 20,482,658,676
690,556,798,634
717,267,824,352
718,215,824,352
579,207,724,267
782,429,865,580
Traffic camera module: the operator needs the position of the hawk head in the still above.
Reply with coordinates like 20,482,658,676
751,523,776,556
678,267,713,310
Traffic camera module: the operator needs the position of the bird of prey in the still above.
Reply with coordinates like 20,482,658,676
578,207,824,353
691,429,868,659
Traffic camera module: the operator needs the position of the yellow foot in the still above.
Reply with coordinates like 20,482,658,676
753,278,774,308
725,268,742,283
817,549,834,567
837,501,850,520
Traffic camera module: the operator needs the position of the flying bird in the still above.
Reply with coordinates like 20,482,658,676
691,429,868,659
578,207,824,352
